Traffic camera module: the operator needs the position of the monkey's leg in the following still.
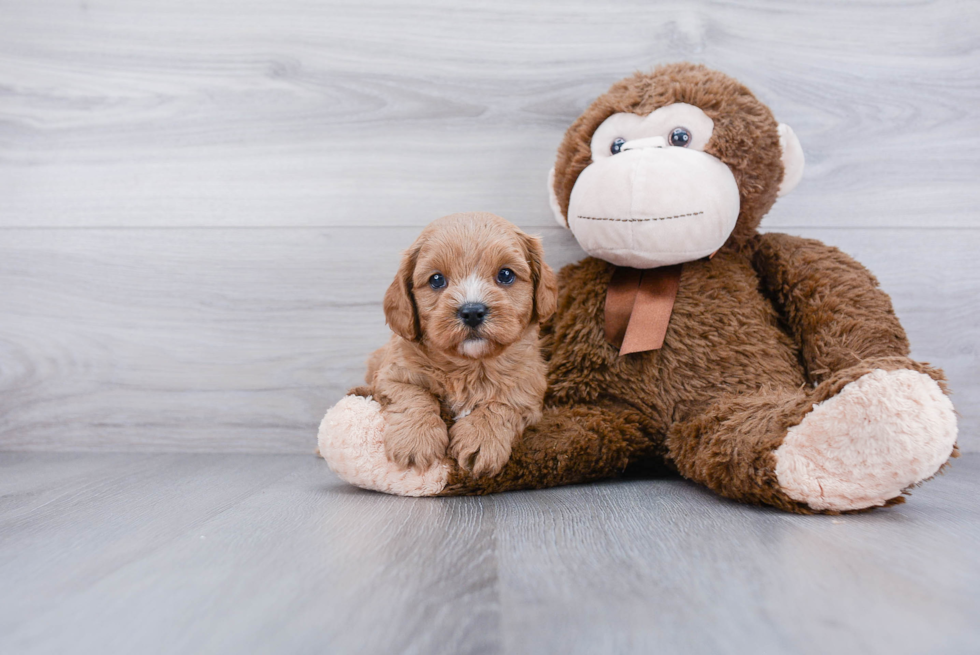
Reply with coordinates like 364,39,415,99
667,364,957,514
318,392,660,497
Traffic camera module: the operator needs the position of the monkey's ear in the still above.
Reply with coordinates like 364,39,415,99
383,244,422,342
777,124,805,197
520,232,559,323
547,167,569,228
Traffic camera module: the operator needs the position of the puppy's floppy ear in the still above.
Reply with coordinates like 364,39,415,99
383,243,422,342
519,232,558,323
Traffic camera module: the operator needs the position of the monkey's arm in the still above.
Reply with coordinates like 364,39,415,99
318,392,664,497
750,232,933,384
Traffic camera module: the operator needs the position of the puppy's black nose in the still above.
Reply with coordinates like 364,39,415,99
458,303,488,328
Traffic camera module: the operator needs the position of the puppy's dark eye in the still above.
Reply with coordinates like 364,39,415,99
610,137,626,155
496,268,516,285
429,273,447,290
669,127,691,147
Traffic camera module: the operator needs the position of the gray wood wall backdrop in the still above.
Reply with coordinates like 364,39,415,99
1,0,977,453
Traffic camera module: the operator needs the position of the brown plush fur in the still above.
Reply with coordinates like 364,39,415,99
368,212,558,477
432,64,953,512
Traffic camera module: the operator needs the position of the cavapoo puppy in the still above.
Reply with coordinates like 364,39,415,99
364,212,558,477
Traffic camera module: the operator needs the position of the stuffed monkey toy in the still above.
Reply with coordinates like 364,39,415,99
319,63,957,513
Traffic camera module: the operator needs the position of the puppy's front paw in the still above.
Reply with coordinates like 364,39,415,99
449,419,512,477
384,410,450,470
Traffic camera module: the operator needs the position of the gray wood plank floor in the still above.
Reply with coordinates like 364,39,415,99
1,0,979,453
2,452,978,655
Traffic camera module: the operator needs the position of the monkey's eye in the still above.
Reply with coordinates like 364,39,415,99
496,268,516,285
610,137,626,155
669,127,692,148
429,273,447,290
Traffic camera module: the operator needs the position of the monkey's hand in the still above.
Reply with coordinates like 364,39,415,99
318,393,450,497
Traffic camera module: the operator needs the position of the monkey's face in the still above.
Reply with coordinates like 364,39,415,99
548,65,805,269
560,103,739,268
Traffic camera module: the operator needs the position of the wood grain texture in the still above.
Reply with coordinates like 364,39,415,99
0,0,977,452
0,226,976,452
1,451,978,654
1,0,978,229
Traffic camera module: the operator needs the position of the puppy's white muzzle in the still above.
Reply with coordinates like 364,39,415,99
567,142,740,268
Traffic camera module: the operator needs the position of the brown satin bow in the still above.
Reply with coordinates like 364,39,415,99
604,264,683,356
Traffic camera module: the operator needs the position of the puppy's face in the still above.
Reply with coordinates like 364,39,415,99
384,213,557,359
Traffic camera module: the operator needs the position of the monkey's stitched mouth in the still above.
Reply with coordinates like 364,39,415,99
577,211,704,223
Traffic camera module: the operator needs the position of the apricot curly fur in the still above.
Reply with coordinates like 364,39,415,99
368,213,557,477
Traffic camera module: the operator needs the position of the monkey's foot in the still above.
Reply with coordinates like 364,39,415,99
318,395,449,497
775,369,957,511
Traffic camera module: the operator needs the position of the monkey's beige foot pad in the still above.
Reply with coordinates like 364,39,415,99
318,395,449,497
775,369,957,512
